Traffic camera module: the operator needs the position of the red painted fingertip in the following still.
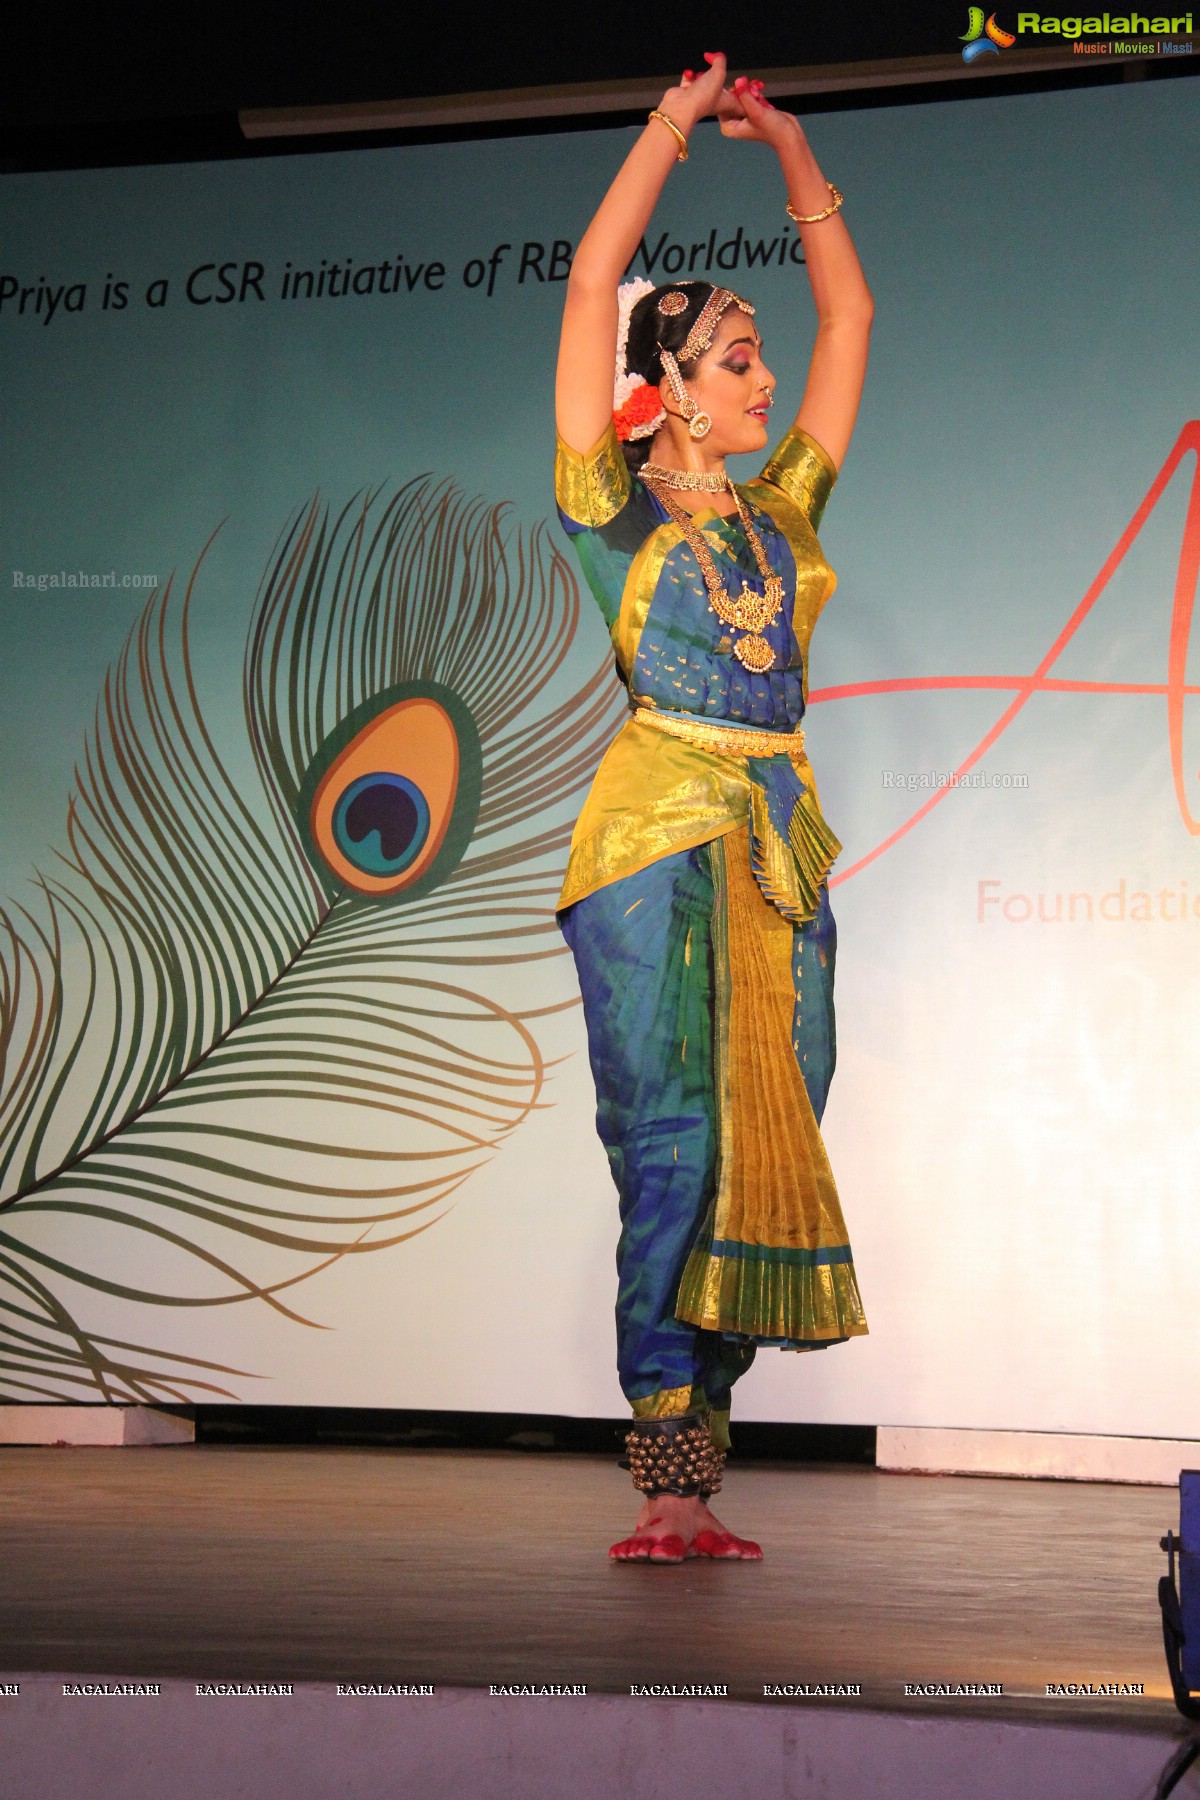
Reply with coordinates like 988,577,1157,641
733,75,749,90
683,69,694,79
702,51,724,63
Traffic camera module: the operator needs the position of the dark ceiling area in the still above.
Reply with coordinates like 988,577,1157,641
5,9,962,125
3,4,1196,170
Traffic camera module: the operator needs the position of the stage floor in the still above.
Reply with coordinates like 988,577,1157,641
0,1445,1177,1731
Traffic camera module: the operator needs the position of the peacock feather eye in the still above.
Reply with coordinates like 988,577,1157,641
331,772,430,878
299,682,481,899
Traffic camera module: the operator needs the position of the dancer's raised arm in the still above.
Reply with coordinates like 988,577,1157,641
555,56,729,454
721,78,873,471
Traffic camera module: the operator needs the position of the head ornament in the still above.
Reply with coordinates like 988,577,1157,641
676,287,755,363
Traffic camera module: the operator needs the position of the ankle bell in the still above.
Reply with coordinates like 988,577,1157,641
622,1416,726,1498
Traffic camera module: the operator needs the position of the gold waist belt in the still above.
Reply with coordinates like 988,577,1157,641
632,706,806,759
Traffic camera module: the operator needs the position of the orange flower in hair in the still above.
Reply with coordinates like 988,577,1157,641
614,381,665,444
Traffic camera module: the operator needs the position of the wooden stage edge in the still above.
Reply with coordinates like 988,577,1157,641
0,1444,1187,1738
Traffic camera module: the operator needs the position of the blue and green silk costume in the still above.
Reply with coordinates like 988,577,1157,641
555,422,867,1446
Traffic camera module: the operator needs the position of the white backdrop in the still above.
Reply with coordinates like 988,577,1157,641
0,76,1197,1431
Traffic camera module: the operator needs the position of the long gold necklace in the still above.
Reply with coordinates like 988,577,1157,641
641,473,785,673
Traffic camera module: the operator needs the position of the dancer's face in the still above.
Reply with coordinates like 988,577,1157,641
667,310,775,456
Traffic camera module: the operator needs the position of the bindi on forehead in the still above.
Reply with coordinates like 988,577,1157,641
710,316,763,353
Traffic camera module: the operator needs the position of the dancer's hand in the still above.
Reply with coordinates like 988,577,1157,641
719,75,803,151
657,52,729,135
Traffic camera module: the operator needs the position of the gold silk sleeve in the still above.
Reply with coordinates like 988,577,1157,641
758,427,838,533
554,422,631,529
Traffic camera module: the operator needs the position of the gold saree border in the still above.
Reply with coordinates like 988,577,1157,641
615,521,685,674
557,724,753,912
628,1389,730,1449
758,426,838,531
557,727,844,918
630,1385,696,1420
675,828,867,1344
748,756,844,925
739,478,837,705
554,424,631,530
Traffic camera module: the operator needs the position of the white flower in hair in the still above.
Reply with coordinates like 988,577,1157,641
613,278,666,443
614,278,655,413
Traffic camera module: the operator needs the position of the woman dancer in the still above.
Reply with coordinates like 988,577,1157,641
555,54,873,1563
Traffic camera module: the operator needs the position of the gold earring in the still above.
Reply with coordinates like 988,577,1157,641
661,349,712,440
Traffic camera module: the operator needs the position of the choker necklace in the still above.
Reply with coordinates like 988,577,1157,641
641,470,785,673
640,462,728,493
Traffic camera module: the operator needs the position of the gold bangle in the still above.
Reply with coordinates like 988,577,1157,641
786,183,844,225
648,108,689,163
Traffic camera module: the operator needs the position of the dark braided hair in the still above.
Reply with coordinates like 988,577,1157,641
621,281,716,473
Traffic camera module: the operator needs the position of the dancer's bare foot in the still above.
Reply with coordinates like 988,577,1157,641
609,1494,702,1562
609,1495,763,1562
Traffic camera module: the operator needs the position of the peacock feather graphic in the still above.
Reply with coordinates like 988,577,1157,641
0,478,623,1403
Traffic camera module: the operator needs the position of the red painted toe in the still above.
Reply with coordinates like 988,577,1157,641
610,1531,687,1563
692,1529,764,1560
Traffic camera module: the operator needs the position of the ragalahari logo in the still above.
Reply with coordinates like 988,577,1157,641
961,7,1018,57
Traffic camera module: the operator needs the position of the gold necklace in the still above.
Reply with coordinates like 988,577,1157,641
641,474,785,673
639,461,728,493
